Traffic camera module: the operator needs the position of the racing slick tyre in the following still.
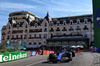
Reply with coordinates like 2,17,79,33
72,51,75,57
68,53,72,61
48,53,58,63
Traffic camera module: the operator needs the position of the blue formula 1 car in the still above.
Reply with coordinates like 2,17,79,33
47,47,75,63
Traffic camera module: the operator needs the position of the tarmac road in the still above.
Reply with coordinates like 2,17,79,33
0,52,100,66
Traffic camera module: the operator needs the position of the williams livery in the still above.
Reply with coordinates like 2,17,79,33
47,46,75,63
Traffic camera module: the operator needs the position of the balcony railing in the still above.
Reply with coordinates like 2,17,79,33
83,28,88,30
28,37,42,39
29,31,42,33
56,29,60,31
76,28,81,30
2,33,6,35
51,34,83,38
11,38,22,40
49,30,54,32
69,29,74,31
62,29,67,31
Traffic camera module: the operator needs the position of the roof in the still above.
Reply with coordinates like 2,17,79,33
44,12,52,22
9,11,40,18
53,14,92,20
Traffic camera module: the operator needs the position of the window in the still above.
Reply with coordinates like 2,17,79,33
34,42,36,45
64,22,66,25
24,35,26,39
77,26,81,30
39,42,41,45
57,33,60,36
44,34,47,38
51,23,53,26
84,25,88,28
51,28,53,30
77,21,80,24
21,35,22,39
57,23,59,26
25,30,27,33
44,28,47,32
83,25,88,30
7,35,9,39
84,32,88,37
9,26,10,29
30,35,31,38
45,23,47,27
16,35,18,38
34,34,36,38
39,34,41,38
12,35,14,38
8,31,10,34
26,25,27,28
51,34,53,36
70,26,73,29
29,42,32,45
70,22,72,25
85,20,87,23
56,27,60,31
69,26,74,31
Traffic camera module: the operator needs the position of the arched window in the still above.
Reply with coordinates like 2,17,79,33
34,42,36,45
29,42,32,45
39,42,41,45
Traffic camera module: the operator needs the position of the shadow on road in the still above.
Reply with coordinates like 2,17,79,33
42,60,70,64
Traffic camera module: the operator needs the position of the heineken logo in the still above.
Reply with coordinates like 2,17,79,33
96,8,100,29
0,53,27,62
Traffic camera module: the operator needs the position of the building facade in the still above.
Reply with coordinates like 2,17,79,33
1,11,94,49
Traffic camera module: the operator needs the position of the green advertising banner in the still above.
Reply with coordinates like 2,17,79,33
93,0,100,47
0,51,29,63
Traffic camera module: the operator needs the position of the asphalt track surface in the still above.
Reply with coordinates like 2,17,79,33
0,52,100,66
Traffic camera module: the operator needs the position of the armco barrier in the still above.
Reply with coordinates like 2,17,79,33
0,51,29,63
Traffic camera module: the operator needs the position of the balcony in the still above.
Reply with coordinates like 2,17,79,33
28,37,42,39
69,29,74,31
62,29,67,31
11,38,22,40
29,31,42,33
49,30,54,32
2,33,6,35
76,28,81,30
12,30,23,34
51,33,83,38
83,28,88,30
56,29,60,31
29,29,42,33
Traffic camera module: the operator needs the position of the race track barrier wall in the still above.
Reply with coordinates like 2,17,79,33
0,51,36,63
75,50,84,53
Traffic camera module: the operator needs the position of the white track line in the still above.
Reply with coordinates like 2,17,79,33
26,60,47,66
